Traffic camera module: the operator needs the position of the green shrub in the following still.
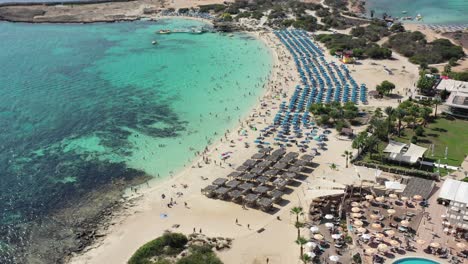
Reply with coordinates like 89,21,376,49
128,233,188,264
344,235,353,244
176,245,222,264
386,31,465,64
335,119,348,132
411,135,418,144
199,4,226,13
415,126,424,136
417,75,437,95
352,253,362,264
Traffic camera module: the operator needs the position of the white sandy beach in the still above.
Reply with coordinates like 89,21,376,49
68,18,424,264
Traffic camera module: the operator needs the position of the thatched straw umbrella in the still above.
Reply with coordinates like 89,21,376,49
351,213,362,218
400,196,409,201
413,194,423,201
430,242,440,248
313,234,324,240
365,195,374,200
387,209,396,215
354,220,364,227
385,230,395,236
375,196,385,202
370,214,380,220
365,248,376,254
371,223,382,230
416,239,426,245
389,240,400,246
377,243,388,252
351,207,361,213
456,242,466,249
401,220,410,227
375,233,384,239
388,193,398,199
357,227,367,233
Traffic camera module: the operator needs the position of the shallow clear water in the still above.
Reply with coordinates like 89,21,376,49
365,0,468,25
0,19,272,262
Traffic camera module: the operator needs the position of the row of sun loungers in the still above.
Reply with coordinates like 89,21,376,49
275,30,367,105
202,150,315,211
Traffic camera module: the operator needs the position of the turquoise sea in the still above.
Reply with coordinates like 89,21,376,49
0,19,272,263
365,0,468,25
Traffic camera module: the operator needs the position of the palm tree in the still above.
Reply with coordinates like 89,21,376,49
366,136,379,159
394,108,406,137
432,97,442,118
374,107,383,118
295,236,308,260
290,206,303,224
343,150,352,168
384,106,395,137
295,221,305,239
330,163,337,170
301,253,312,263
419,107,432,127
352,132,367,155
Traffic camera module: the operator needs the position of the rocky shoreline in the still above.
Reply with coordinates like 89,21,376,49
17,173,151,264
0,0,163,23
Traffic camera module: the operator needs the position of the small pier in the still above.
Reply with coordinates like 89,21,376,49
156,27,214,35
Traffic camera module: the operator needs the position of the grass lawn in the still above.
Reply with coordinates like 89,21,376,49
393,116,468,167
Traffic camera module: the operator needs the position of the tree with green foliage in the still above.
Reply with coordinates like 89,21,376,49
290,206,303,224
376,80,396,96
419,106,432,126
294,221,305,239
221,13,233,21
295,237,308,262
389,23,405,33
365,135,379,159
432,97,442,117
177,245,223,264
352,131,367,155
301,253,312,263
416,75,437,95
448,71,468,81
343,150,352,168
352,253,362,264
394,107,406,137
129,233,189,264
386,31,465,65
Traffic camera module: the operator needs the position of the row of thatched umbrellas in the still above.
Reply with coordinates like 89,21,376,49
348,193,468,256
202,149,314,210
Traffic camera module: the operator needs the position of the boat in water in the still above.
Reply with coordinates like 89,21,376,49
157,29,171,34
152,40,158,45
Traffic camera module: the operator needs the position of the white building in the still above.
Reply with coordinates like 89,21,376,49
439,179,468,230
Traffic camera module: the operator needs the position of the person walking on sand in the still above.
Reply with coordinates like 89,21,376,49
199,228,202,233
236,218,238,224
247,224,250,229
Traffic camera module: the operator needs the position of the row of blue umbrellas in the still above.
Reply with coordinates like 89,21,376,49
274,30,368,104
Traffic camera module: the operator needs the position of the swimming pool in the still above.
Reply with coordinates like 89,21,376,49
393,257,440,264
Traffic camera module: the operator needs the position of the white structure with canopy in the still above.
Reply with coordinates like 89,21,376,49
439,179,468,230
